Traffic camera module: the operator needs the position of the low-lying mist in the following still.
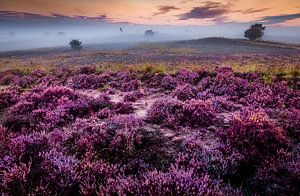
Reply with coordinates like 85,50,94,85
1,23,300,52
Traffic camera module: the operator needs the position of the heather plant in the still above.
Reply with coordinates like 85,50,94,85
160,75,178,90
103,168,241,195
249,146,300,195
146,98,184,128
1,161,32,195
97,108,114,119
173,84,198,101
240,83,285,108
0,88,19,111
123,91,143,102
40,149,81,194
89,93,112,111
0,74,20,86
79,159,118,195
268,109,300,142
198,76,213,92
67,74,109,89
220,108,287,162
183,99,216,128
211,96,240,113
8,133,49,163
109,72,140,91
176,69,199,85
210,68,250,97
112,101,135,114
120,79,140,92
76,65,97,75
67,115,143,161
2,86,94,132
38,75,62,87
0,64,299,195
104,115,143,158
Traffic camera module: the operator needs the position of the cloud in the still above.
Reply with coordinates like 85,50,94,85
241,8,269,14
0,11,111,23
258,13,300,24
154,5,180,16
179,1,228,20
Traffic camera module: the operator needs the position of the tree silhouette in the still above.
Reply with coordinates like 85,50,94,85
69,39,83,51
144,30,155,37
244,24,266,41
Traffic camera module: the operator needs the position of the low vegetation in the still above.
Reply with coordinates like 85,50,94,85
0,63,299,195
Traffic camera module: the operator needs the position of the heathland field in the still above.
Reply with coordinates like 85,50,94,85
0,38,299,195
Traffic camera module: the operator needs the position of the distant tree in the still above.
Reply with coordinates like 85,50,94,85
57,32,65,36
244,24,266,41
69,39,83,51
144,30,155,37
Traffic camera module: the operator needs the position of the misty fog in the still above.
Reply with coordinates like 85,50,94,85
1,23,300,52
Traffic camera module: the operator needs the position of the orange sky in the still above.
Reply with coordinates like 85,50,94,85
0,0,300,26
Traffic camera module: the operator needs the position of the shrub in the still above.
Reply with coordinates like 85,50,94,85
250,146,300,195
160,75,177,90
220,108,287,161
269,109,300,142
123,91,143,102
89,93,112,111
67,74,109,89
3,86,93,132
240,83,284,108
76,66,97,75
40,149,80,193
1,161,32,195
176,69,199,85
9,133,49,163
69,39,83,51
211,96,240,113
112,102,135,114
79,160,118,195
146,98,184,128
198,76,213,92
102,169,241,195
120,79,140,92
97,108,114,119
210,68,250,97
173,84,198,101
183,99,216,128
0,88,19,111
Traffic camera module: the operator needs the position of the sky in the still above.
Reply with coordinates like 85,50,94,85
0,0,300,26
0,0,300,51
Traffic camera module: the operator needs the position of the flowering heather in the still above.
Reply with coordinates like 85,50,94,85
0,88,19,111
210,68,250,97
120,79,140,92
89,93,112,111
176,69,199,85
67,74,110,89
268,108,300,142
173,84,198,101
146,98,184,128
2,86,94,132
198,76,213,92
109,71,140,92
0,64,299,195
211,96,240,113
220,108,287,161
123,91,143,102
112,101,135,114
160,75,178,90
183,99,216,128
